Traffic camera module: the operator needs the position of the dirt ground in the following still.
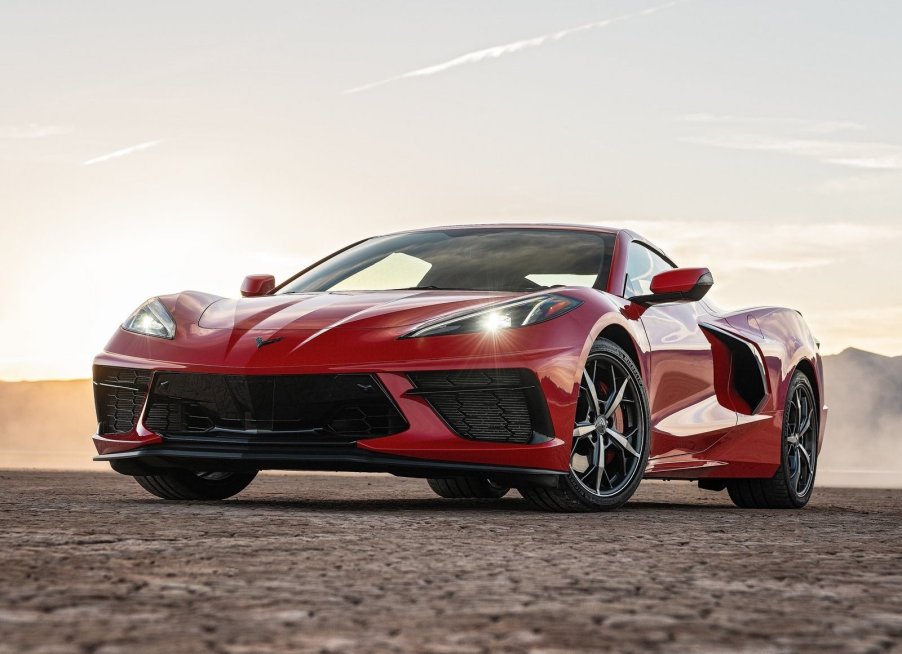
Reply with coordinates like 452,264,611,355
1,471,900,654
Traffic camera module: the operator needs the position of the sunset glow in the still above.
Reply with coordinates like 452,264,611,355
2,1,901,380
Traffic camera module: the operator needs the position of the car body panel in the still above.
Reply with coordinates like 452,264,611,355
198,290,521,331
91,224,826,484
637,301,738,458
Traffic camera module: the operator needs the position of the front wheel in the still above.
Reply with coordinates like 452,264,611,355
519,338,651,512
133,470,257,500
727,371,818,509
427,477,510,499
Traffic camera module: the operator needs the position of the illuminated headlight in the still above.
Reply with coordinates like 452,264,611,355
404,294,582,338
121,298,176,339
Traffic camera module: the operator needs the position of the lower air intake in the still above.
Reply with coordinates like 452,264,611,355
407,369,551,444
93,366,152,435
144,373,407,441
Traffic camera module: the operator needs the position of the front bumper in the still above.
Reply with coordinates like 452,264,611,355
94,362,572,476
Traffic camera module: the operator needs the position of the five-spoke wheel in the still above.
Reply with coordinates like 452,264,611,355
727,370,818,508
785,382,817,498
519,338,650,512
570,353,646,498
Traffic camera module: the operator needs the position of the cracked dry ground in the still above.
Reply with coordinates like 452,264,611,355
1,471,900,653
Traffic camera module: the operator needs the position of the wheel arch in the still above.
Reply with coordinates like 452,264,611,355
796,359,821,406
570,294,651,414
793,357,820,420
783,353,826,455
597,323,642,375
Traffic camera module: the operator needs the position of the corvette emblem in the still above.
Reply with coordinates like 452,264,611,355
255,336,283,348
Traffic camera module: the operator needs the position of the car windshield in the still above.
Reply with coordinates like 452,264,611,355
278,228,614,293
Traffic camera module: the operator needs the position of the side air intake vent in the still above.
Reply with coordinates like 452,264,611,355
701,323,769,415
406,369,552,444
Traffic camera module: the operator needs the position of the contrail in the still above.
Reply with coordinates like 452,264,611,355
81,140,160,166
343,1,684,94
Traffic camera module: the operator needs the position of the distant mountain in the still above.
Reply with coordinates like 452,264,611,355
0,349,899,484
823,347,902,406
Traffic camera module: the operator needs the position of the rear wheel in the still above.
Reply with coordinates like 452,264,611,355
133,470,257,500
727,371,818,509
518,338,650,512
427,477,510,499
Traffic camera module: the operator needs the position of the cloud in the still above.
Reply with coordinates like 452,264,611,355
816,171,902,194
676,114,902,172
343,1,685,94
81,140,160,166
0,125,71,139
681,134,902,170
617,220,902,273
674,114,865,134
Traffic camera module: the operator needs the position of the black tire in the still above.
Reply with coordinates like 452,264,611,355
727,371,817,509
133,470,257,500
427,477,510,499
518,338,651,512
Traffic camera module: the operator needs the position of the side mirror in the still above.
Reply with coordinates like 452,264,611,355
240,274,276,297
630,267,713,305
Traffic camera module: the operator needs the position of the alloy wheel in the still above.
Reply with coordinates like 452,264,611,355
786,384,817,497
195,472,234,481
570,353,647,498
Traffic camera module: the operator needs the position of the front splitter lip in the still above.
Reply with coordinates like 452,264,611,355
95,445,566,483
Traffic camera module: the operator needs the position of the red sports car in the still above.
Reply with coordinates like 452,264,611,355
92,225,826,511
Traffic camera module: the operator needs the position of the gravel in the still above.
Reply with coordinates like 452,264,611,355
1,470,900,653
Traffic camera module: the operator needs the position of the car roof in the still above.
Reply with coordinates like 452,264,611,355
378,222,621,237
375,223,666,255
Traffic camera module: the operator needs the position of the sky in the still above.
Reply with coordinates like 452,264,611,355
1,0,901,380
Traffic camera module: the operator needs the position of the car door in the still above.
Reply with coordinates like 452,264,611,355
624,241,737,458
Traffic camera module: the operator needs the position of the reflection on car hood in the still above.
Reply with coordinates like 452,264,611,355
197,291,520,331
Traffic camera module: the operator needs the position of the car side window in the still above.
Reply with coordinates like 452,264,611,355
624,242,674,298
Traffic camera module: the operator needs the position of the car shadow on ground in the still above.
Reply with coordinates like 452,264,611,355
114,496,746,514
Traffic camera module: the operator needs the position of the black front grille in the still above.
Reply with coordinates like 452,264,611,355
93,366,152,435
144,373,407,441
407,370,551,444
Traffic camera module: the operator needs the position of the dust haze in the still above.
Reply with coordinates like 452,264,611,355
0,380,96,470
1,350,899,487
818,349,902,487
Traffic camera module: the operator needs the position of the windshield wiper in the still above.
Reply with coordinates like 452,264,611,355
391,286,475,291
288,285,558,293
393,285,551,292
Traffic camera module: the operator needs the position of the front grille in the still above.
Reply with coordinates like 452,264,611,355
407,370,550,444
144,373,406,441
93,366,152,434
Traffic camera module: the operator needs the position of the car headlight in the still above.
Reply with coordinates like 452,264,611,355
121,298,176,339
404,294,582,338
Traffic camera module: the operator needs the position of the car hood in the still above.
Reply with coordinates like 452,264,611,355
197,290,521,332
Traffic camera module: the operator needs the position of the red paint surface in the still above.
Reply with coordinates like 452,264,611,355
649,267,711,295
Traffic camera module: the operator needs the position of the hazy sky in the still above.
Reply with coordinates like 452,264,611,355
1,0,901,380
